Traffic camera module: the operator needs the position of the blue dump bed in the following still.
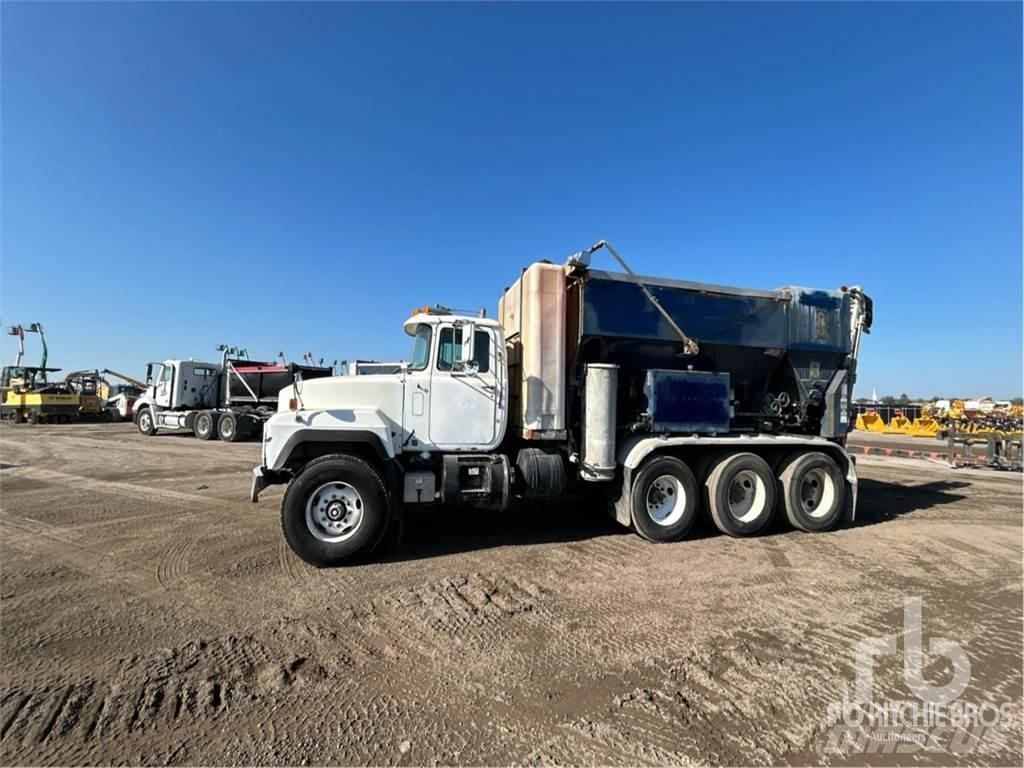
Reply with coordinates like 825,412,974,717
568,270,860,438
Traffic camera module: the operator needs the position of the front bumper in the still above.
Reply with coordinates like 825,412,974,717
250,466,289,503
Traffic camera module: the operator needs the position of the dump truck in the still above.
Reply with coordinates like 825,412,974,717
251,241,873,566
133,348,333,442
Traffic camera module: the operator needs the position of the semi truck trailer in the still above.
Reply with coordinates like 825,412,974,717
134,348,332,442
251,241,873,566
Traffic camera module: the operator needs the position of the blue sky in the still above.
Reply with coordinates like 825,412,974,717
2,1,1020,398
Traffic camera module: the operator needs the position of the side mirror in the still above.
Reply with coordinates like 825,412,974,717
457,323,475,369
145,363,153,385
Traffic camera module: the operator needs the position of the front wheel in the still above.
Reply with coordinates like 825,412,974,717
136,408,156,436
630,455,699,542
281,455,390,566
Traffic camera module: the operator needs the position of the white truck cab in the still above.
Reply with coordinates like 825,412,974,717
134,350,334,442
258,310,507,473
139,359,221,413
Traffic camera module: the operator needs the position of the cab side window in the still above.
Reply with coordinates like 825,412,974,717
436,328,490,373
158,366,172,384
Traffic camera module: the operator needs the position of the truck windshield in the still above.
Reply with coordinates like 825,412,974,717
409,325,431,370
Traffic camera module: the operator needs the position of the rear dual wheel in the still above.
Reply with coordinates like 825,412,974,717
630,449,844,542
217,412,241,442
194,411,218,440
705,452,777,537
777,451,844,532
630,456,699,542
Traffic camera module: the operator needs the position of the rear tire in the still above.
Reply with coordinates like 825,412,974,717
778,451,844,532
217,412,241,442
705,452,776,536
281,455,390,567
630,455,699,542
136,407,156,436
26,411,39,425
194,411,217,440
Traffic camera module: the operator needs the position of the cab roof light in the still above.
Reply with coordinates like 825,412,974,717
409,304,454,317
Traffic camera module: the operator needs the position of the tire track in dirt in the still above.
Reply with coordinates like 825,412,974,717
0,636,279,762
535,625,854,766
2,466,233,512
156,538,197,591
1,514,163,595
759,537,792,569
276,538,308,583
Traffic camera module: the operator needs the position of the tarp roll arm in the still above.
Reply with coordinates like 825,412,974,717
572,240,700,356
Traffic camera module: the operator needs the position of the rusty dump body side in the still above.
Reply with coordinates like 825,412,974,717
566,269,855,438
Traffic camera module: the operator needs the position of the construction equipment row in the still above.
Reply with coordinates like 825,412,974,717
854,405,1023,438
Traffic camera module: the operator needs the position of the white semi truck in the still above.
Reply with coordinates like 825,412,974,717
251,242,873,566
134,348,332,443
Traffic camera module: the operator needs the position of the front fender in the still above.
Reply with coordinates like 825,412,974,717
262,408,399,470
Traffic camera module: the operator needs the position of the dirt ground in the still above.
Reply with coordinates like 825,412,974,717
1,423,1021,766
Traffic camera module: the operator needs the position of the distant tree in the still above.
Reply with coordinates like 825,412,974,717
855,397,869,404
929,396,941,403
1012,397,1024,406
881,395,896,405
898,393,911,405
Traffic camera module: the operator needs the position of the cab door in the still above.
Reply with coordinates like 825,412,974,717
401,323,434,451
154,364,174,407
428,325,500,447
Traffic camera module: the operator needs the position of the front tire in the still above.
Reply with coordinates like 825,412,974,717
777,451,844,532
281,455,390,566
136,407,156,436
630,455,699,542
705,452,776,536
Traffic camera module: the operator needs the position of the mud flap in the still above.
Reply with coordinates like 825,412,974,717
843,455,858,524
250,467,267,503
610,469,633,529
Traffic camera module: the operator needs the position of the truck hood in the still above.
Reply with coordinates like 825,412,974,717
277,374,404,419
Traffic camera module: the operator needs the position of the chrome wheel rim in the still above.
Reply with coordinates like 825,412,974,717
139,412,151,431
800,467,837,519
727,469,768,523
646,474,686,526
305,481,364,542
